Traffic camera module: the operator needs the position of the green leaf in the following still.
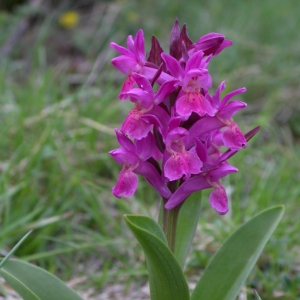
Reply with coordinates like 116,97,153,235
174,191,201,269
0,260,83,300
124,215,190,300
191,205,284,300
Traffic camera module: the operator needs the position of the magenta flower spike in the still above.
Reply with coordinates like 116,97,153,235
110,19,258,215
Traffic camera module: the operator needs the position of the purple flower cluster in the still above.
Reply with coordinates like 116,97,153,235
109,20,258,214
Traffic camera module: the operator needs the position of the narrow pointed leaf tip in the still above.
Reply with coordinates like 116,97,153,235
124,215,190,300
191,205,284,300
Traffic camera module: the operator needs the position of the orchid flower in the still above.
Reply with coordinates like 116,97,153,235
111,30,175,99
187,82,247,150
209,81,248,149
120,73,179,140
110,30,146,99
109,131,171,199
162,51,214,118
165,138,237,214
162,119,202,181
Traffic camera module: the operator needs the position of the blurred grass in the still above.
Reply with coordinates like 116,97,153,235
0,0,300,299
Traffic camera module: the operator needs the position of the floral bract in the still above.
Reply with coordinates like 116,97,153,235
110,19,258,214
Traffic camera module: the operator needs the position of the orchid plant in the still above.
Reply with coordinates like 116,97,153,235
0,19,284,300
108,19,284,300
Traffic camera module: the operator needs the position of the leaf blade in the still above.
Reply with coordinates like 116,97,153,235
191,205,284,300
124,215,190,300
0,260,83,300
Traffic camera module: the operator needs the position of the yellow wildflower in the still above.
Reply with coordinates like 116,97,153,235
58,11,79,29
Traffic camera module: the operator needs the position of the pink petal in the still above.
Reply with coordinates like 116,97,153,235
185,51,204,72
154,79,179,104
124,88,153,108
135,133,156,161
161,53,183,79
220,87,246,108
167,117,181,132
164,151,202,181
115,130,135,152
109,148,138,165
136,161,171,199
188,117,225,147
182,69,210,91
132,73,153,95
134,29,145,63
119,75,136,99
218,101,247,120
110,42,135,58
121,108,153,140
142,66,175,84
164,153,187,181
211,81,226,107
126,35,134,53
142,106,170,136
165,127,189,147
222,122,247,150
165,175,211,209
211,130,224,147
112,168,138,198
200,54,212,69
176,92,215,118
186,152,202,176
111,56,138,74
209,184,228,214
194,138,208,162
208,163,238,182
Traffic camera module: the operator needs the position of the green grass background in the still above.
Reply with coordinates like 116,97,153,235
0,0,300,299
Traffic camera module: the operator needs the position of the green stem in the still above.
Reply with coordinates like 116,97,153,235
162,198,168,234
165,205,181,253
161,180,182,253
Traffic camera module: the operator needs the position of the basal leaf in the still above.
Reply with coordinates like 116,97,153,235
0,260,83,300
125,215,190,300
191,205,284,300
